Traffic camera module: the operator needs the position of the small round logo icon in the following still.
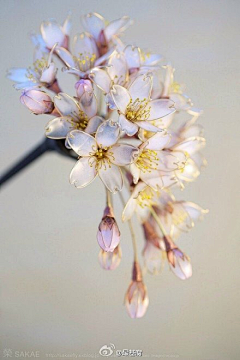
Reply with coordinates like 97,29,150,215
99,344,115,357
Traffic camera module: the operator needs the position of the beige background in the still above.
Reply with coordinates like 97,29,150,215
0,1,240,359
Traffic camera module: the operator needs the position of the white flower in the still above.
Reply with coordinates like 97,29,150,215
40,14,71,49
67,121,138,193
7,46,57,90
55,32,113,77
81,12,131,54
90,51,128,109
45,92,103,139
161,64,193,111
122,182,159,222
111,73,175,136
124,45,162,72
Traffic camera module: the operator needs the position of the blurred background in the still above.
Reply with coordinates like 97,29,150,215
0,1,240,359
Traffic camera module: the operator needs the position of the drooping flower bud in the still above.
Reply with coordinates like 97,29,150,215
98,245,122,270
20,89,53,114
75,79,92,98
125,261,149,319
97,206,120,252
164,235,192,280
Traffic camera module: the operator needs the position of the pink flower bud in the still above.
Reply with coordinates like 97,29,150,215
164,236,192,280
125,262,149,319
75,79,92,98
20,89,53,114
97,206,120,252
98,245,122,270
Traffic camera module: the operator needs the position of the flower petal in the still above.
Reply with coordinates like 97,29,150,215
104,16,131,42
111,85,131,114
55,47,75,67
135,121,162,132
85,116,103,134
173,137,206,155
124,45,141,69
79,92,97,118
109,144,139,166
119,114,138,136
96,120,120,147
41,20,65,48
147,99,175,120
107,51,128,86
122,198,137,222
81,12,105,40
45,116,74,139
145,131,171,150
130,163,141,184
73,32,98,58
67,130,97,156
7,68,29,83
40,63,57,84
90,68,111,93
128,73,152,102
70,157,97,188
98,163,123,193
54,93,81,120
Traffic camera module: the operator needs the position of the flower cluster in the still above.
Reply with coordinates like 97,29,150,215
8,12,208,318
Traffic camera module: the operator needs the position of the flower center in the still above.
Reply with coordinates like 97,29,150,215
136,149,159,173
125,98,150,122
74,52,97,72
137,187,156,208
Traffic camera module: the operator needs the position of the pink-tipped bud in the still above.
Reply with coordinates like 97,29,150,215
98,245,122,270
75,79,92,98
125,262,149,319
20,89,53,114
97,206,120,252
164,235,192,280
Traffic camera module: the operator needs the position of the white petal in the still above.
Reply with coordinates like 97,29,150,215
119,114,138,136
145,131,171,150
107,51,128,86
94,48,114,66
7,68,29,83
40,63,57,84
104,16,131,42
85,116,103,134
111,85,130,113
135,121,162,132
130,163,141,184
181,202,208,221
109,144,139,166
70,157,97,188
81,12,105,40
157,151,187,171
55,47,75,67
54,93,81,120
90,68,111,93
96,120,120,147
143,53,162,66
122,198,137,222
170,93,192,111
98,163,123,193
173,137,206,155
67,130,97,156
41,20,65,48
147,99,175,120
124,45,141,69
79,92,97,118
62,13,72,36
128,73,152,102
73,32,98,58
180,124,204,138
45,116,74,139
